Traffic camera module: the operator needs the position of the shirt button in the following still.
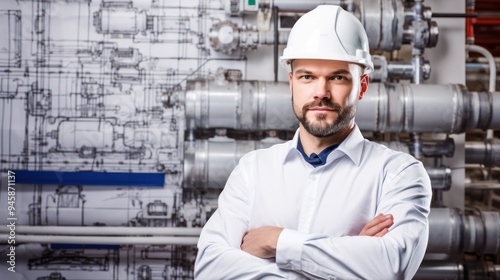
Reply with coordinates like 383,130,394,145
309,175,317,181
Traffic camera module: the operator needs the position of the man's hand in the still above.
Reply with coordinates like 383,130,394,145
358,213,393,237
241,226,284,258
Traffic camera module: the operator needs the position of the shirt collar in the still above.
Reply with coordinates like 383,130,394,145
283,125,365,167
283,129,301,164
332,125,364,166
297,137,339,167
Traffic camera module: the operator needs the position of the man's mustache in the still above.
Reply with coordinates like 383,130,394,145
303,100,342,111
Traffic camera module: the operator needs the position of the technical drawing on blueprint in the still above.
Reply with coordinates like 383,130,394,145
2,0,499,279
0,0,289,279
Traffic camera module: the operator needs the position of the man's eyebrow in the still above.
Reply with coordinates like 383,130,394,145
330,69,351,75
294,69,351,75
294,69,313,75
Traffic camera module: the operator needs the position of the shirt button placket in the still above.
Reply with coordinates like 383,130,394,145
298,171,319,232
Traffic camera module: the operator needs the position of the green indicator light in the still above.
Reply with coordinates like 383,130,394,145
248,0,256,6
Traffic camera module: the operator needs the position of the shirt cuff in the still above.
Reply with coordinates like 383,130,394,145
276,228,308,272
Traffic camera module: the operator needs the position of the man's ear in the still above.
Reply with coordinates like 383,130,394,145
358,74,369,100
288,72,293,93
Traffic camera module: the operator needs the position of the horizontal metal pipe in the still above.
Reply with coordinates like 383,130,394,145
427,207,500,255
465,139,500,166
185,138,450,190
5,209,499,254
427,207,463,254
184,80,296,131
183,80,500,133
358,84,499,132
0,235,199,245
184,138,284,189
415,260,500,280
466,62,500,71
272,0,346,11
414,260,464,280
426,166,452,191
0,226,202,236
378,139,455,158
358,83,465,133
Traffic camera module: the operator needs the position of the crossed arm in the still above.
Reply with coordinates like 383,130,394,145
241,213,394,259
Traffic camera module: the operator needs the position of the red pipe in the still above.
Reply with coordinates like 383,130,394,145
466,8,476,43
475,17,500,25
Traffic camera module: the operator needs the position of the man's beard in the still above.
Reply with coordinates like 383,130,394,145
293,97,356,138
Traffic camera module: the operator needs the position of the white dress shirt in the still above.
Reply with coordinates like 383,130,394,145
195,125,432,280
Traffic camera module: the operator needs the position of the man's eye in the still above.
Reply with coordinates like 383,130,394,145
300,75,312,80
330,75,346,80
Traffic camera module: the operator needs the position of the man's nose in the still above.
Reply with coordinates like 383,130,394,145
313,78,331,99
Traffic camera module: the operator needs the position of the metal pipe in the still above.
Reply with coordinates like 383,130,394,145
0,235,199,245
273,6,279,82
419,138,455,158
427,207,500,255
413,54,423,84
386,61,414,80
432,13,477,18
373,56,430,82
184,138,448,191
184,137,284,189
357,83,500,133
224,0,351,15
362,0,404,51
414,261,464,280
183,80,296,131
379,138,455,158
464,261,500,280
6,208,498,255
465,139,500,167
415,260,500,280
183,80,500,133
466,45,496,141
466,62,500,71
224,0,409,52
258,30,289,45
427,207,464,255
272,0,348,11
466,44,497,92
426,166,452,191
0,226,202,236
466,0,475,44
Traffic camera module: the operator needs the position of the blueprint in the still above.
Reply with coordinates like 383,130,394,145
0,0,285,279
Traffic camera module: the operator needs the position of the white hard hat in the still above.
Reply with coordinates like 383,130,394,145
280,5,374,74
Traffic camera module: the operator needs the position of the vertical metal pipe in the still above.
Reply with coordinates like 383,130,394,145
273,6,279,82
